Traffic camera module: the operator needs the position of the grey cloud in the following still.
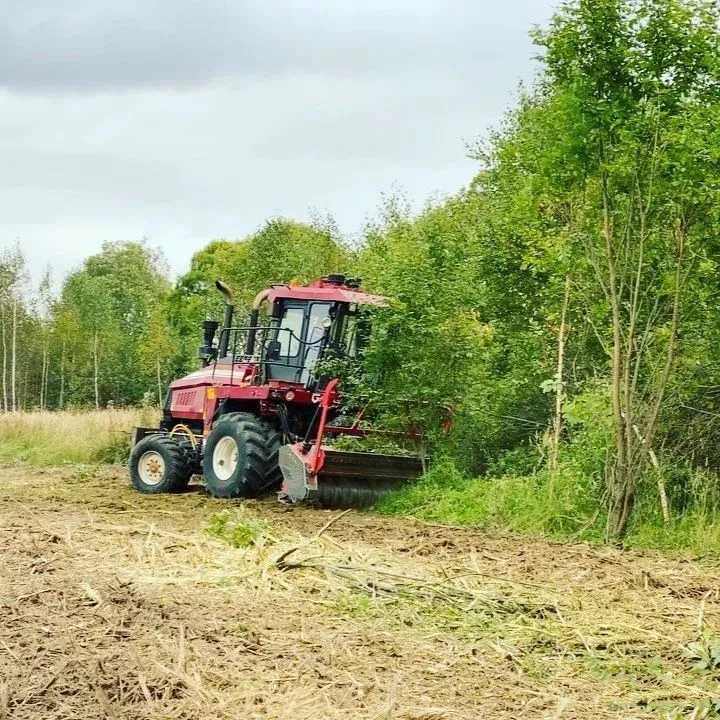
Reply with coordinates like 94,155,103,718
1,0,557,287
1,0,549,92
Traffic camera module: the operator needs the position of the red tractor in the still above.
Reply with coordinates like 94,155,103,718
128,275,423,506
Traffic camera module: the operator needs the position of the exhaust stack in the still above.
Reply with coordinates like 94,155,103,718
215,280,235,357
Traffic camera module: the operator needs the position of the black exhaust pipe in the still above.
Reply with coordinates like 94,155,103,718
215,280,235,357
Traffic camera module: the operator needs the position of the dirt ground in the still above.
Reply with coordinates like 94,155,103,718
2,465,720,719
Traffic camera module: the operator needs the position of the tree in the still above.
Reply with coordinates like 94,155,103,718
53,241,172,407
355,194,553,472
0,248,27,412
475,0,720,537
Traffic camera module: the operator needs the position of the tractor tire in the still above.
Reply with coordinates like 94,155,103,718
129,434,192,494
202,413,281,498
262,419,283,492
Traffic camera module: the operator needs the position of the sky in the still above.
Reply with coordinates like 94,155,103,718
0,0,557,286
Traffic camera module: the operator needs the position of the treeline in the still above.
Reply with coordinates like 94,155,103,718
4,0,720,539
0,220,347,410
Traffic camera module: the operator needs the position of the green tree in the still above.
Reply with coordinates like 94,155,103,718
355,194,553,472
53,241,171,406
476,0,720,536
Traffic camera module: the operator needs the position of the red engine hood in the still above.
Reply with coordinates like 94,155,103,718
169,362,257,390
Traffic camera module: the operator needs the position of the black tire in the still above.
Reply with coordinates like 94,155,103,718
261,419,283,492
129,434,192,494
202,412,281,498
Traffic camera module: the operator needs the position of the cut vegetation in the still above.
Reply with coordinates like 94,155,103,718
2,464,720,719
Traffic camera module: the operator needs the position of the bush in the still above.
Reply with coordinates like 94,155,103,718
379,457,600,539
206,509,275,548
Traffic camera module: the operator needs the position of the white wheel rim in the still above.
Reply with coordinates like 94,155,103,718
138,450,166,486
213,436,239,482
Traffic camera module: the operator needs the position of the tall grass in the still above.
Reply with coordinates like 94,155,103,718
0,408,157,465
379,458,720,557
378,460,602,538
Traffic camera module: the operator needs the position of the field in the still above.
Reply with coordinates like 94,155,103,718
0,410,153,465
2,463,720,719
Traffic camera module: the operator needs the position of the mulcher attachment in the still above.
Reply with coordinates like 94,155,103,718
278,379,424,508
279,444,423,507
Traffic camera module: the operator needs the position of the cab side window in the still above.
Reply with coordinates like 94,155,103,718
277,307,304,356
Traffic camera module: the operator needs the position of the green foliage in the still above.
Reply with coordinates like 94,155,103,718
328,434,416,456
485,445,541,478
354,195,552,472
206,509,275,549
379,459,600,538
55,241,173,407
682,639,720,672
470,0,720,536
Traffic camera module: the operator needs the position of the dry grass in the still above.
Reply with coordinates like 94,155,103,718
3,464,720,718
0,408,155,465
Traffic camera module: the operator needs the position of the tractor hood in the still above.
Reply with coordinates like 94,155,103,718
169,361,256,391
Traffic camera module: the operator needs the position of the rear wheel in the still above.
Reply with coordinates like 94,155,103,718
129,435,192,494
202,413,282,498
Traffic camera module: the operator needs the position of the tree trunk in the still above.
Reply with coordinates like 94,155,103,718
643,222,685,524
548,275,571,478
44,347,50,410
39,345,47,410
11,298,17,413
156,356,163,407
601,181,634,540
0,304,7,413
58,341,65,410
93,330,100,410
21,364,29,412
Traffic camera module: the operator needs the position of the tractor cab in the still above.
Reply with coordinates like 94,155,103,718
201,274,386,389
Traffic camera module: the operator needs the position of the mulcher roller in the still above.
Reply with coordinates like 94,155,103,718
279,444,423,507
316,449,423,507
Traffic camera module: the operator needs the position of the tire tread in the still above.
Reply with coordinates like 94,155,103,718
129,434,192,494
203,412,282,498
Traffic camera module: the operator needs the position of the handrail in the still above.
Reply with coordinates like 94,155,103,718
212,324,329,386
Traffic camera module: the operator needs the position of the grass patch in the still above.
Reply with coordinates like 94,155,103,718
0,409,154,465
206,508,277,549
380,458,720,557
329,591,384,619
625,512,720,557
378,459,601,539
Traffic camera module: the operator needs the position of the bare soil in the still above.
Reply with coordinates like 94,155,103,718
2,464,720,719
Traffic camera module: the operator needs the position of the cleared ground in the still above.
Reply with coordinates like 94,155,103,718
1,465,720,719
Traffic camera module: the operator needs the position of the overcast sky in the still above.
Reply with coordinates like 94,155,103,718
0,0,557,286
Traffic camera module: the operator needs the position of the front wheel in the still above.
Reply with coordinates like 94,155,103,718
129,435,192,494
202,413,279,498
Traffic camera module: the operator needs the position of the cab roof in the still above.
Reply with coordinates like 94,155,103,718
266,277,388,307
